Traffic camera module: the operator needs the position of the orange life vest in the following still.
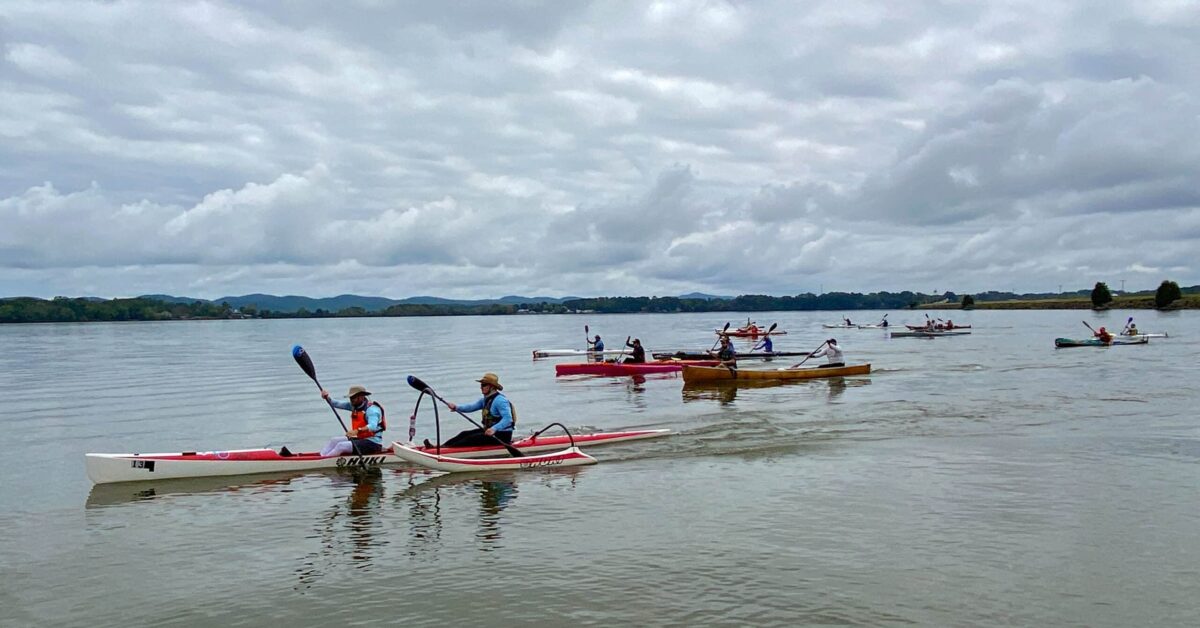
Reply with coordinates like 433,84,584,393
350,401,386,438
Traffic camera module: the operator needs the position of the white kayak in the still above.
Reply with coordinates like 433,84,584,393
391,442,597,472
821,323,857,328
86,428,670,484
532,349,631,359
1120,333,1168,339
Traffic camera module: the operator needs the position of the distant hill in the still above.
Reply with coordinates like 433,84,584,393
138,293,584,313
678,292,733,300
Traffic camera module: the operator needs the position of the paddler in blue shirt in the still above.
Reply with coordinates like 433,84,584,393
588,334,605,353
752,335,774,353
319,385,386,456
435,373,516,448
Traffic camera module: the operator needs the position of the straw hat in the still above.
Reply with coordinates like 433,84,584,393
476,373,503,390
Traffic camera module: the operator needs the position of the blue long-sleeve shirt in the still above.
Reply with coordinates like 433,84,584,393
329,398,385,445
455,393,514,432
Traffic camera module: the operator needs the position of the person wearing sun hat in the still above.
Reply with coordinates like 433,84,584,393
431,373,516,448
319,384,386,456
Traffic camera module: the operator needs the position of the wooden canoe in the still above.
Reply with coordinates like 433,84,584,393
681,363,871,383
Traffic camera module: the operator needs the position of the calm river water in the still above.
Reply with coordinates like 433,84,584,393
1,309,1198,626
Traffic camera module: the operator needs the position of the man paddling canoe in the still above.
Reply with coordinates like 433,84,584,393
588,334,605,353
808,338,845,368
714,336,737,367
623,338,646,363
319,385,386,456
435,373,515,448
752,334,774,353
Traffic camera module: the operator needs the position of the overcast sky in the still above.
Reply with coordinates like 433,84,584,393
3,1,1197,300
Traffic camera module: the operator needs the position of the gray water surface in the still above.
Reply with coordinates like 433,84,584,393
1,310,1198,626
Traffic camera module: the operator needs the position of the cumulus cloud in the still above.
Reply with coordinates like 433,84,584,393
1,0,1198,299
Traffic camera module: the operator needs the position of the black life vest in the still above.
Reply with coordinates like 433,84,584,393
480,392,516,430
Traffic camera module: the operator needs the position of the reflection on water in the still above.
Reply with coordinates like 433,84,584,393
296,468,386,591
682,376,872,406
85,471,309,509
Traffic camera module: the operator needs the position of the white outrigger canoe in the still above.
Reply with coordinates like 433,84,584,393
391,442,597,472
85,428,670,484
532,348,631,359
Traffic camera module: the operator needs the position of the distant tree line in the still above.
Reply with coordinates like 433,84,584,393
2,282,1194,324
0,297,238,323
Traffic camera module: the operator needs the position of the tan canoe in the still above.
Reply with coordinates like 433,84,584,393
681,363,872,383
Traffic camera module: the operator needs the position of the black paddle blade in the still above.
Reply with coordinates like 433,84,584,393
767,323,778,332
407,375,431,391
292,345,317,381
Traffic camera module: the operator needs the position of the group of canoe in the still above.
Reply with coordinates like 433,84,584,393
539,321,871,383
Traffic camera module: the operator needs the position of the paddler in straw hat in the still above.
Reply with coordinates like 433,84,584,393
433,373,516,448
319,385,386,456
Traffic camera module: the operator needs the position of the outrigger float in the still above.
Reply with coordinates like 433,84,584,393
403,375,664,473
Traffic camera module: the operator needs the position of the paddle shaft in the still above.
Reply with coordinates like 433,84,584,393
709,322,730,351
791,341,829,368
292,346,362,458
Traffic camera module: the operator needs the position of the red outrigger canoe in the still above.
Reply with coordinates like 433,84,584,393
555,360,719,376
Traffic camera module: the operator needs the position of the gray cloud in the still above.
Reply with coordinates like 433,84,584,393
1,0,1197,299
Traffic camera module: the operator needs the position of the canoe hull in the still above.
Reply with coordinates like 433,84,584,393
391,443,597,473
532,349,631,359
555,360,718,376
890,330,971,337
651,351,807,360
86,429,670,484
1055,337,1149,348
682,363,872,383
85,448,391,484
718,329,788,337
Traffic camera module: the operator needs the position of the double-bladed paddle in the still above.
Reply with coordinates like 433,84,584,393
292,345,362,458
1120,316,1134,335
406,375,524,458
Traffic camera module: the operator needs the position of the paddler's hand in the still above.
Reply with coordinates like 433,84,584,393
484,427,495,436
345,429,357,438
320,389,330,400
447,402,457,412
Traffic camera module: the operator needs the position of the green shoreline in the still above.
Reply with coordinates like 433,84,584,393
2,291,1197,324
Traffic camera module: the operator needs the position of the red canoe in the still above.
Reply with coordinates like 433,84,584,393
555,360,719,376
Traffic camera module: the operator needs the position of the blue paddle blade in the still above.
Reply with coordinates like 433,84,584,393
291,345,305,359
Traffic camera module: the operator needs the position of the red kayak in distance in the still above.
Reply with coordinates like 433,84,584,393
717,328,788,337
555,360,720,376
